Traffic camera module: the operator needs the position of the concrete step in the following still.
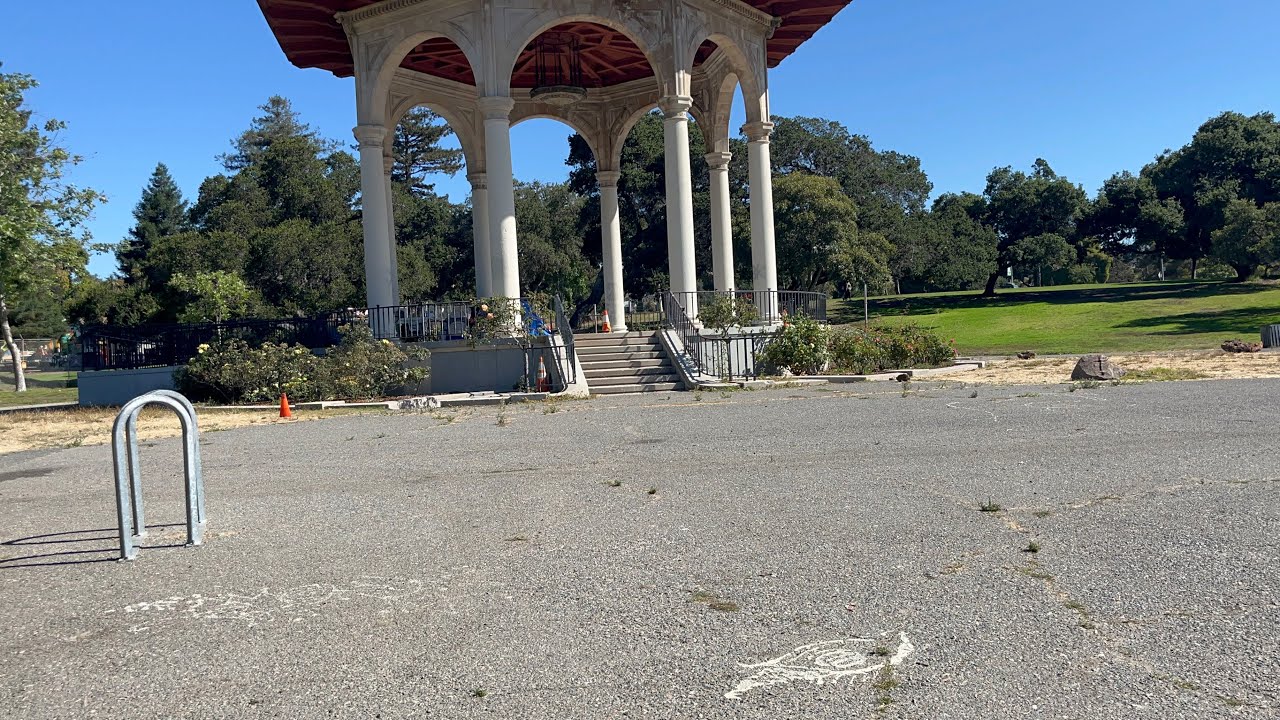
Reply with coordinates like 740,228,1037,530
584,365,676,379
574,350,666,362
575,330,654,339
575,336,661,349
579,358,669,371
590,373,682,387
592,381,684,395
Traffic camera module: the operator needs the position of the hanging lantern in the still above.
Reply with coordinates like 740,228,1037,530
530,32,587,106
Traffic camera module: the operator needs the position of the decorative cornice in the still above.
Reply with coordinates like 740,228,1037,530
693,0,775,31
335,0,432,29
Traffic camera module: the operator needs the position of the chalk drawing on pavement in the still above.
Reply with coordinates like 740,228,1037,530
725,632,914,700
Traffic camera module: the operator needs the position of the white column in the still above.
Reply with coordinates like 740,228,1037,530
705,151,735,293
469,173,492,297
354,124,395,309
744,121,778,323
479,96,520,299
597,170,628,333
660,95,697,318
383,154,400,304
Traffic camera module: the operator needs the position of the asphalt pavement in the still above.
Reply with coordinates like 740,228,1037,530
1,379,1277,719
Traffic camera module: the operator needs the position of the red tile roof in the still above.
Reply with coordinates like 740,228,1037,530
257,0,851,87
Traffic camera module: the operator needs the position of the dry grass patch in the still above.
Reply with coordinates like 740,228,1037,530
0,407,377,455
963,349,1280,386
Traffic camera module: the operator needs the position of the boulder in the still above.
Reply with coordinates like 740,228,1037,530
1222,339,1262,353
1071,354,1125,381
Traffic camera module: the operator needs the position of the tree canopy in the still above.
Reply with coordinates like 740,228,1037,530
0,67,103,391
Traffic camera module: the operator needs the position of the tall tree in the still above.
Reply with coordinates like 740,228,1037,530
0,68,102,391
392,107,465,195
772,174,892,291
770,116,932,257
219,96,334,172
1142,111,1280,278
1211,199,1280,279
980,159,1087,295
893,193,998,293
118,162,188,284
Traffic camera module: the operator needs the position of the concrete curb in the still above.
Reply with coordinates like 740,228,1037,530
0,401,79,415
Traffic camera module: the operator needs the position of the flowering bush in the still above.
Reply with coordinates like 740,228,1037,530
178,324,427,403
758,316,831,375
829,324,954,374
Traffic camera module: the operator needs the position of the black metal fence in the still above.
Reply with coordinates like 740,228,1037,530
661,289,830,381
81,297,573,374
81,317,343,371
668,290,827,325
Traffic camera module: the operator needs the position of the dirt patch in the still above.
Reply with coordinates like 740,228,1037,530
0,408,368,456
964,350,1280,386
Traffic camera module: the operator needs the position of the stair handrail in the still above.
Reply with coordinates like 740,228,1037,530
553,294,577,386
661,290,702,370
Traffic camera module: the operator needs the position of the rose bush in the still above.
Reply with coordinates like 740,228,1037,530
178,324,427,403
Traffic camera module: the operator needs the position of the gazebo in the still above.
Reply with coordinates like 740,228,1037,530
258,0,850,331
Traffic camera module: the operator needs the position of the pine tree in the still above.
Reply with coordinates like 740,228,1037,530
220,96,334,171
392,107,464,195
119,163,188,283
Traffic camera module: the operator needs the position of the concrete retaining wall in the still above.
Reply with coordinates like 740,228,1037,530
78,366,180,406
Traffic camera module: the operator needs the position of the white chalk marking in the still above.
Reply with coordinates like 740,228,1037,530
725,632,914,700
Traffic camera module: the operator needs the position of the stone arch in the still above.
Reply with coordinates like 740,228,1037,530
495,12,673,98
510,112,604,168
386,95,483,175
359,28,483,127
608,102,661,171
688,32,766,126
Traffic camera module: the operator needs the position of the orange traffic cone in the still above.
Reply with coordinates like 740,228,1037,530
601,309,612,333
536,356,550,392
279,392,293,419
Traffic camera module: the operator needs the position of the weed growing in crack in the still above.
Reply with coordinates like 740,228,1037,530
690,589,739,612
1024,540,1040,553
647,486,658,496
496,411,510,427
606,479,622,487
1032,510,1052,518
471,688,487,698
1016,561,1054,581
872,665,900,708
979,498,1002,512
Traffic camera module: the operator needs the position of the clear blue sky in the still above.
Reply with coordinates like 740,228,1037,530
4,0,1278,277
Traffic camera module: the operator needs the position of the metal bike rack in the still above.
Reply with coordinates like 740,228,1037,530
112,390,205,560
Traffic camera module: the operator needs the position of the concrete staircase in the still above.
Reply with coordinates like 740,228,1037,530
576,331,684,395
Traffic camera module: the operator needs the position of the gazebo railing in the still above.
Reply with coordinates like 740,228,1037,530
668,290,827,325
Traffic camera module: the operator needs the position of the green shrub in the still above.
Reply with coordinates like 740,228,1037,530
178,324,427,404
758,316,830,375
828,324,955,374
178,338,318,404
829,330,886,374
313,323,428,400
697,293,759,336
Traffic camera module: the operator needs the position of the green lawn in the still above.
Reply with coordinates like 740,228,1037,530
0,370,78,408
830,281,1280,355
